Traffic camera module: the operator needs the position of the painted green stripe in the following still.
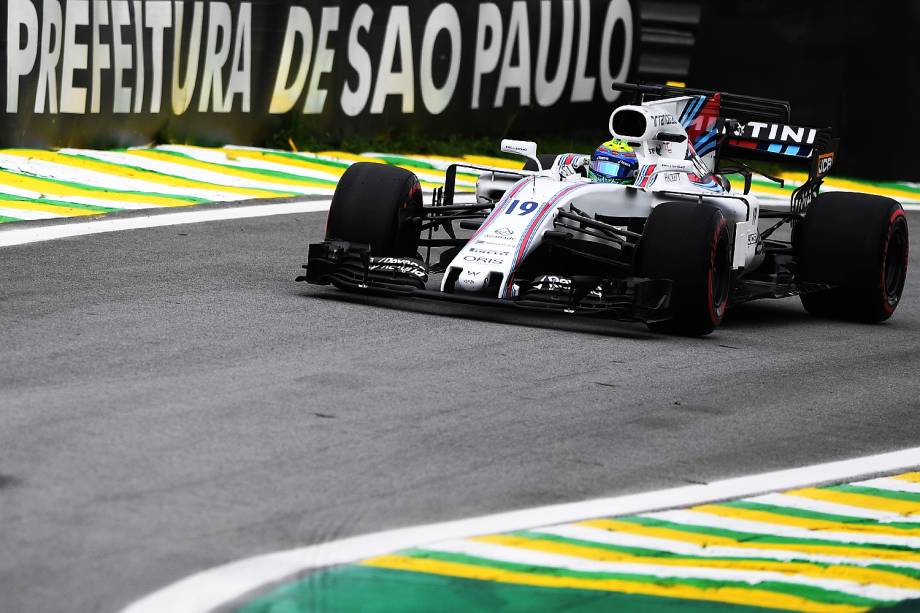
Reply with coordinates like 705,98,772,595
0,168,204,202
273,151,352,169
515,530,920,579
622,516,920,553
877,596,920,611
0,192,118,213
0,215,22,223
829,485,920,504
370,154,441,170
869,564,920,582
404,549,885,607
235,564,763,613
517,529,718,560
725,501,920,532
151,150,339,186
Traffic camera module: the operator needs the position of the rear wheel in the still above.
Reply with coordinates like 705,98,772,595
638,203,732,336
325,162,422,257
798,192,908,322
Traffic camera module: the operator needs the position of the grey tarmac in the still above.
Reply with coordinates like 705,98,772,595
1,209,918,613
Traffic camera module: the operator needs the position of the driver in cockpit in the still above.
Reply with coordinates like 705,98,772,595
558,139,639,185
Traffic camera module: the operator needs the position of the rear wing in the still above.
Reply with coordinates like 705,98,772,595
722,120,839,213
612,82,839,212
614,81,791,124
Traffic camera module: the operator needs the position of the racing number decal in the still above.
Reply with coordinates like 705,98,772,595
505,200,539,216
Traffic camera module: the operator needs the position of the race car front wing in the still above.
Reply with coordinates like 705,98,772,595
298,240,673,322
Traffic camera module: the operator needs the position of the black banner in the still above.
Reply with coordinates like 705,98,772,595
1,0,639,148
689,0,918,181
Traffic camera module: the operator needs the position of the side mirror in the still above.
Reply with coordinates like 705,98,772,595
501,139,541,172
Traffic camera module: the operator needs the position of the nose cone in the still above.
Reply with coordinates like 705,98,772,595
456,270,490,293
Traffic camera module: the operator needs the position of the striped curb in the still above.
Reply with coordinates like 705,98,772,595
0,146,917,224
235,473,920,613
0,146,507,224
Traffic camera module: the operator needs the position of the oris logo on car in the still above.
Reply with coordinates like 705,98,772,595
464,256,504,265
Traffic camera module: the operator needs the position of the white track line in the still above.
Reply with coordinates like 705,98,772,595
0,195,479,248
120,446,920,613
0,200,332,248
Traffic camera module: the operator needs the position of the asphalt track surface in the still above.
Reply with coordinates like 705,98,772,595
2,209,919,613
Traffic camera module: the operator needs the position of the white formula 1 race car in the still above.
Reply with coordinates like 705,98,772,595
299,82,908,336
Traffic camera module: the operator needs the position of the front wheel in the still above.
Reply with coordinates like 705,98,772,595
637,203,732,336
798,192,908,322
325,162,422,257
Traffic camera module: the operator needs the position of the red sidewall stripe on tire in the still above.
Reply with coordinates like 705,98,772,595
880,208,908,315
706,217,728,326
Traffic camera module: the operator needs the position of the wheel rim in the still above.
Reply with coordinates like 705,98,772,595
883,217,909,305
709,232,730,322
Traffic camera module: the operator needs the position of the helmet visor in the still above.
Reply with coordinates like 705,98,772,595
590,158,634,181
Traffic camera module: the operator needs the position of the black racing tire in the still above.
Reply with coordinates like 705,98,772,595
638,202,732,336
325,162,422,257
798,192,908,322
523,154,562,172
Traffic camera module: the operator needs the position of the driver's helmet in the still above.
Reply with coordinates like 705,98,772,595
589,139,638,184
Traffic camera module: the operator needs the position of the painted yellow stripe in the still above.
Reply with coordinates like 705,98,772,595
0,199,106,217
363,554,865,613
788,489,920,517
462,154,523,170
894,473,920,484
0,169,191,206
582,520,920,564
315,150,388,165
421,154,483,167
221,148,348,178
694,504,920,538
408,153,491,175
781,171,919,201
0,149,282,198
476,534,920,589
123,150,328,189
